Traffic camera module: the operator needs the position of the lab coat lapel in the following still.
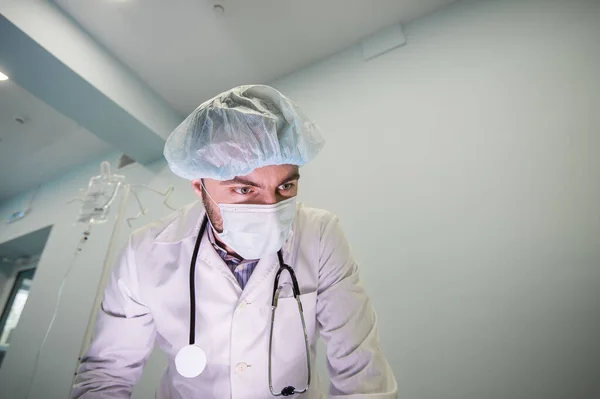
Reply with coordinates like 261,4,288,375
155,202,242,294
238,253,278,303
196,231,242,294
157,201,299,303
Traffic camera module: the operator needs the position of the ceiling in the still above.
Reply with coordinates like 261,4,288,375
1,0,455,203
0,80,114,202
53,0,456,115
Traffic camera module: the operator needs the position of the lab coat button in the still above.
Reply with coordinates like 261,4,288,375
235,362,249,374
238,300,248,309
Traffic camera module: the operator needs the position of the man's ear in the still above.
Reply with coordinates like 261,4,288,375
191,179,203,198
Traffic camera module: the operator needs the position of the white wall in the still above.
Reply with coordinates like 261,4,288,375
1,0,599,398
273,1,600,398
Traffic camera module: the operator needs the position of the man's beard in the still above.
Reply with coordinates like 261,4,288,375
201,186,224,233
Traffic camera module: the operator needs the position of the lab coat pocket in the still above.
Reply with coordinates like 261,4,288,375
269,291,317,389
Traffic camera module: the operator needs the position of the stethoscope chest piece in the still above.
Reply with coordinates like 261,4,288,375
175,344,207,378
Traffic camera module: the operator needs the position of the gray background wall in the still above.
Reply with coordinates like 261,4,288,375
0,1,598,398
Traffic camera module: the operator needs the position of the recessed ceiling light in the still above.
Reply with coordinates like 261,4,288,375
0,71,8,81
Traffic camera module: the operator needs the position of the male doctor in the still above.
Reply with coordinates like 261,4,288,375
71,85,397,398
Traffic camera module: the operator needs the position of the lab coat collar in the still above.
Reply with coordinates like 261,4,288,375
153,200,297,301
154,201,206,244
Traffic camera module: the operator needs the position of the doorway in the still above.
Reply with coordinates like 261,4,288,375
0,225,52,367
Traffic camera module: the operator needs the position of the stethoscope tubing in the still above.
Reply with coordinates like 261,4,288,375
188,215,310,396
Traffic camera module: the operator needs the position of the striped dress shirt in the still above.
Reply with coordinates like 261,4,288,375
207,228,259,289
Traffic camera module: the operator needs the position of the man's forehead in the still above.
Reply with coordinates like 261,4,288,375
244,164,299,177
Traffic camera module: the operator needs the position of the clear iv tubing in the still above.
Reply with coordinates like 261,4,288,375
24,185,130,398
126,185,176,227
71,183,173,371
25,228,91,398
27,181,172,396
68,184,131,394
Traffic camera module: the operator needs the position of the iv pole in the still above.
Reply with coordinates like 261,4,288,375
68,184,131,392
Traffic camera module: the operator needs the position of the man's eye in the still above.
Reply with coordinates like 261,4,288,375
279,183,295,191
233,187,253,195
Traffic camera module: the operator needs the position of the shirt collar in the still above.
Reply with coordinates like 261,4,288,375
207,227,248,262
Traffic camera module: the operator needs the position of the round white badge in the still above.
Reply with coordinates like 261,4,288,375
175,344,207,378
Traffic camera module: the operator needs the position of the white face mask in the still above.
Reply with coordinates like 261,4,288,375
202,183,297,259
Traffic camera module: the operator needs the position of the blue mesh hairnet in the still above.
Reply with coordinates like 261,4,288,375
164,85,325,180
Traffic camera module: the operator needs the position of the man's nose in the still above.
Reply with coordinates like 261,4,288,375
263,191,278,205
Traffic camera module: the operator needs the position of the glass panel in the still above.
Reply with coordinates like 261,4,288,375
0,268,36,347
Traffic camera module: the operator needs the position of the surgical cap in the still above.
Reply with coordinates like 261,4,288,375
164,85,325,180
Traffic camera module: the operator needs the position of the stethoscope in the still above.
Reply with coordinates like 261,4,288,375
174,216,311,397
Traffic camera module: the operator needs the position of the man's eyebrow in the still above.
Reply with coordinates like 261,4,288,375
219,173,300,188
219,177,263,188
279,173,301,185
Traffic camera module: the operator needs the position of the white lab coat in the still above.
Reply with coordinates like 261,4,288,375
71,201,397,398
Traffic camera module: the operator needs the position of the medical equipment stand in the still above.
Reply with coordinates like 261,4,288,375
68,184,131,391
